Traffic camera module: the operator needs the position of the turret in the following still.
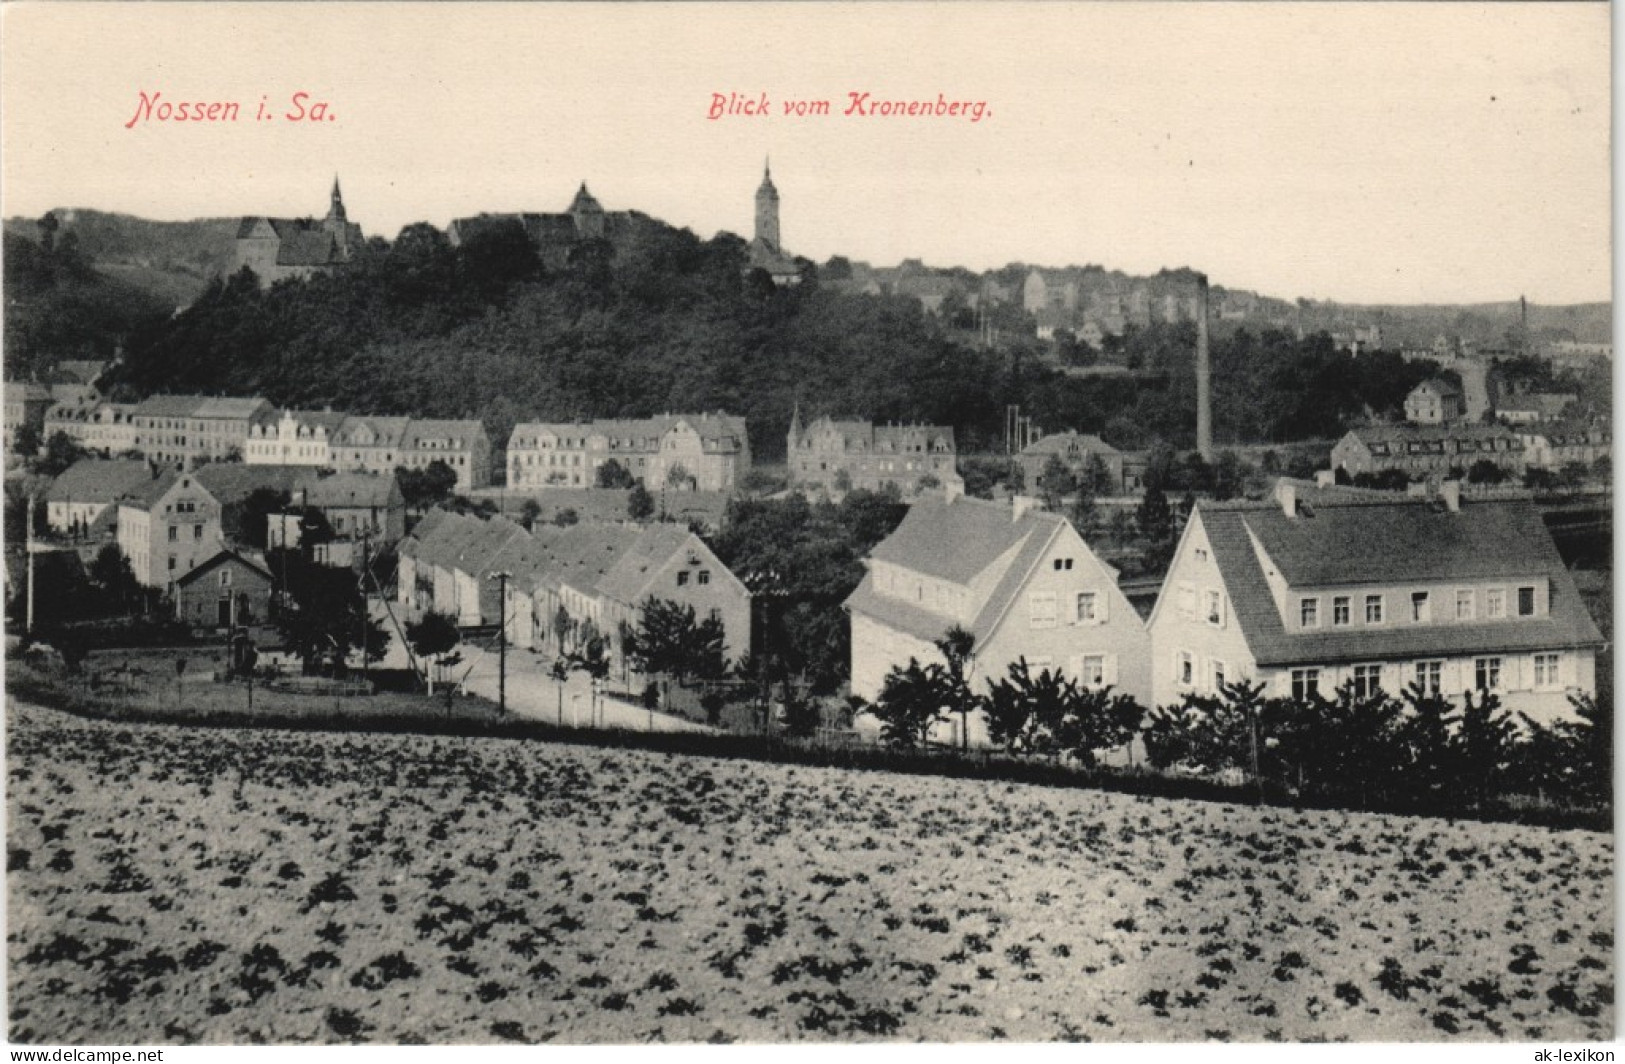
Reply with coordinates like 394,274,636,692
754,159,781,252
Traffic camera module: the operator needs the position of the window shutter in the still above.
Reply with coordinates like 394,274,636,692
1104,654,1118,687
1099,592,1110,625
1558,652,1575,688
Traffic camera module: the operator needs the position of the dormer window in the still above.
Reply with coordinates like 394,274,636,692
1410,591,1431,623
1299,597,1320,628
1517,585,1537,617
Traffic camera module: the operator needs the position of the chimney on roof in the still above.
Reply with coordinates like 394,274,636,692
1011,494,1039,522
1275,479,1296,517
1440,479,1461,513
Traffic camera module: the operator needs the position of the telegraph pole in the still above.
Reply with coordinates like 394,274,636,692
490,570,510,713
359,531,371,688
25,494,36,635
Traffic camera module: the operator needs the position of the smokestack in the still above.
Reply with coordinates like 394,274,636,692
1196,273,1213,461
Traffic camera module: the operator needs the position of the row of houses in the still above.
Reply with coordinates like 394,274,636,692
397,508,750,679
42,396,494,493
787,409,962,495
1403,376,1578,428
847,481,1602,743
1333,421,1610,479
505,414,750,492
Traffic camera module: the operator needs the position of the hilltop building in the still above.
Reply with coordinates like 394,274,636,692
234,178,364,287
1147,481,1603,723
446,183,664,270
788,410,960,495
847,494,1152,745
745,162,802,286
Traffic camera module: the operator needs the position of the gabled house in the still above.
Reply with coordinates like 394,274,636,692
43,459,155,536
1017,431,1126,494
174,549,274,630
507,414,751,492
1404,379,1465,424
246,408,348,466
846,493,1152,745
788,411,961,496
1332,423,1525,479
1146,481,1604,724
395,510,528,626
115,470,224,593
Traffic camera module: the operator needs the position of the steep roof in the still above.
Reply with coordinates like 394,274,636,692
1344,423,1517,446
1196,496,1605,668
175,549,274,587
405,419,488,445
333,415,413,447
192,397,271,420
1499,393,1576,417
512,414,747,451
4,381,52,404
116,469,191,511
1410,378,1463,399
193,464,307,508
56,360,109,387
44,459,154,504
595,525,702,604
295,472,399,509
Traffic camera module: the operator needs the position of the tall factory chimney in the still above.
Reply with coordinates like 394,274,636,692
1196,273,1213,461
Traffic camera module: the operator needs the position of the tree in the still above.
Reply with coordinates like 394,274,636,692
868,659,949,750
596,459,636,489
1136,483,1173,540
34,431,88,477
406,610,460,692
628,483,655,521
518,498,542,530
983,658,1074,757
1467,458,1509,485
1037,454,1076,513
623,598,728,686
274,553,390,674
934,626,981,752
226,486,292,550
1211,450,1244,501
397,461,458,511
665,463,695,491
551,507,580,527
1455,690,1518,808
13,423,41,458
87,543,140,615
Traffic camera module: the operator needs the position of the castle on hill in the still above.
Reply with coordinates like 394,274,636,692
747,160,802,286
233,177,364,288
445,183,664,269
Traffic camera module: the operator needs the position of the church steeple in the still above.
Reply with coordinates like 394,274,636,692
788,399,803,446
327,175,346,224
754,157,781,252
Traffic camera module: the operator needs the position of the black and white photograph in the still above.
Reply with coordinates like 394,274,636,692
0,1,1613,1049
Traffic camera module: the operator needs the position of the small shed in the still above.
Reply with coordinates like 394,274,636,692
174,549,274,630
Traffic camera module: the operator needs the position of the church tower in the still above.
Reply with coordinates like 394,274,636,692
324,175,347,233
754,159,781,253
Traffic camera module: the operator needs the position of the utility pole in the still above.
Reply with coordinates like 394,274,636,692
359,531,371,688
25,494,36,636
490,570,510,713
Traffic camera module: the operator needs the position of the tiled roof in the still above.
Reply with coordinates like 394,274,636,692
868,494,1051,585
295,472,399,509
193,464,307,508
1499,394,1575,417
1020,431,1120,458
406,419,487,445
116,470,184,511
1411,378,1463,399
596,525,711,605
44,459,154,504
1345,423,1517,446
192,397,271,420
1196,497,1605,669
334,416,413,447
175,549,273,587
6,381,55,403
511,414,747,451
56,360,109,387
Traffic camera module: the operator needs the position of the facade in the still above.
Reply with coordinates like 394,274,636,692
397,511,531,627
43,400,138,455
1404,379,1464,424
115,470,224,593
846,494,1152,745
292,471,407,546
246,409,348,466
1017,432,1126,494
1332,423,1525,479
1147,481,1603,724
174,550,274,630
4,382,53,448
507,414,751,492
43,459,155,536
129,395,274,468
788,411,960,495
1497,393,1576,425
329,415,413,478
400,419,491,492
233,178,364,288
1517,421,1612,471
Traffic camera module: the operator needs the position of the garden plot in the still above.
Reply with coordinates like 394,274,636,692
6,700,1612,1043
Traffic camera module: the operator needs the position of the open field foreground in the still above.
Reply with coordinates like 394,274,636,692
6,700,1613,1044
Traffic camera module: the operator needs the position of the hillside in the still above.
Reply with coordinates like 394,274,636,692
8,699,1611,1043
3,209,239,308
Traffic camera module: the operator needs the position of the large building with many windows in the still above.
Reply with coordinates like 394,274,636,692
506,414,750,492
1147,481,1602,723
788,410,960,495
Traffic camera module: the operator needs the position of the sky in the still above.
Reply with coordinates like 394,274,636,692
0,2,1612,306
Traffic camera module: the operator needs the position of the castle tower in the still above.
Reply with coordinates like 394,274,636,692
754,159,781,252
569,182,606,239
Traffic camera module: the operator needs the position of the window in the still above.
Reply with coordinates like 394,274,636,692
1352,663,1383,699
1365,594,1385,624
193,524,203,540
676,570,690,587
167,556,177,571
697,570,710,586
1455,589,1475,621
1291,668,1321,701
168,526,178,542
1332,596,1351,626
1079,655,1106,688
1194,548,1209,563
1052,557,1074,571
1029,592,1057,629
1209,659,1227,693
1486,588,1506,619
1410,591,1430,623
1517,585,1536,617
1299,597,1320,628
1204,589,1224,627
1475,657,1502,692
1533,653,1561,689
1075,591,1098,624
220,570,232,588
1177,651,1194,687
